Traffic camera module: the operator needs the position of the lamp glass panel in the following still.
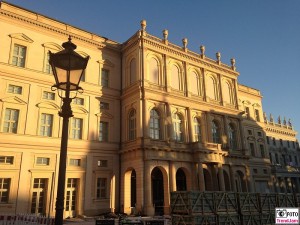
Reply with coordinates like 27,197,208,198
70,69,83,85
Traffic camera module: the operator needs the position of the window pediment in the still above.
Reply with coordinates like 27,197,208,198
95,111,113,119
42,42,63,51
36,101,60,110
9,33,34,43
72,106,89,114
242,100,251,106
1,96,27,105
97,59,114,67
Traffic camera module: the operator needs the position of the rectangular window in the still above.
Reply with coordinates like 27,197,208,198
97,160,108,167
255,109,260,122
8,84,22,94
96,178,107,199
100,69,109,87
45,52,52,74
245,107,250,119
295,156,298,166
71,118,83,139
273,138,276,146
3,108,19,133
0,178,10,203
247,130,252,135
36,157,50,165
287,141,290,148
73,97,84,105
12,44,26,67
0,156,14,165
42,91,55,100
99,121,108,142
40,113,53,137
100,102,109,110
280,139,283,146
259,144,265,158
257,132,262,137
292,141,295,149
266,136,270,144
249,143,255,157
31,178,47,214
69,159,81,166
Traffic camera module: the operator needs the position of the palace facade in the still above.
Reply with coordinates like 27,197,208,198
0,1,299,217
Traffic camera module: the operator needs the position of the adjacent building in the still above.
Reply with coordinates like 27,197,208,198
0,1,299,218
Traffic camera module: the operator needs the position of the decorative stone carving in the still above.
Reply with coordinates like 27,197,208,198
140,19,147,31
216,52,221,64
200,45,205,58
231,58,236,71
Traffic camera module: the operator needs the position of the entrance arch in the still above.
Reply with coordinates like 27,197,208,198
203,168,213,191
235,170,247,192
151,167,164,215
223,170,231,191
176,168,187,191
124,168,137,214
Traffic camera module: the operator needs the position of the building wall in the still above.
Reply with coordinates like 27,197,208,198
0,2,121,216
0,2,299,218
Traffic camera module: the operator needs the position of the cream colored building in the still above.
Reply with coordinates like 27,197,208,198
0,2,298,218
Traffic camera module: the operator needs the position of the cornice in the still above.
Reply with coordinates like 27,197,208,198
142,36,239,77
0,8,121,51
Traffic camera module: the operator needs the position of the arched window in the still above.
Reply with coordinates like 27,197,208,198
190,72,200,95
223,81,234,104
228,123,237,150
171,64,181,90
149,57,159,84
128,109,136,140
130,58,136,85
193,117,201,142
212,120,220,143
173,113,183,142
150,109,160,140
207,76,218,100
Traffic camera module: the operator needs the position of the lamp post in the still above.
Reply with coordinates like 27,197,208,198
49,37,89,225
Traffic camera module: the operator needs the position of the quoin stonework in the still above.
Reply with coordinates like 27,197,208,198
0,1,299,218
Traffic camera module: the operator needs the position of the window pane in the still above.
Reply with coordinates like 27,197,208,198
3,109,19,133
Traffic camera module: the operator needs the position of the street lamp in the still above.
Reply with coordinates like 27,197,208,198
49,36,89,225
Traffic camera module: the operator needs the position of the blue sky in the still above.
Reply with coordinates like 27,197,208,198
6,0,300,138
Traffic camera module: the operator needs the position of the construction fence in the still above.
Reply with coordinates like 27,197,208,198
0,214,54,225
171,191,299,225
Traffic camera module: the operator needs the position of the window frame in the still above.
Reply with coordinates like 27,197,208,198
0,178,11,203
39,113,53,137
149,109,160,140
99,121,109,142
128,109,136,141
71,117,83,140
3,108,20,134
173,113,183,142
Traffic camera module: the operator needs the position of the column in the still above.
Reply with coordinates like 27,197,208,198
191,163,197,190
245,166,253,192
238,118,246,151
218,163,225,191
187,108,193,143
169,161,176,192
166,103,173,141
229,165,236,191
183,62,190,97
223,116,229,149
144,161,154,216
198,163,205,191
211,164,219,191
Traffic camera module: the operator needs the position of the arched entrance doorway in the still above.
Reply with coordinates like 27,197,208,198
151,167,164,215
131,170,136,207
223,170,231,191
124,168,137,214
176,168,187,191
203,168,213,191
235,170,247,192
